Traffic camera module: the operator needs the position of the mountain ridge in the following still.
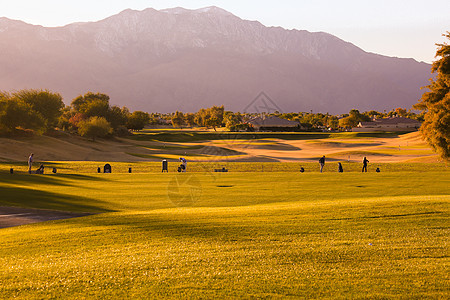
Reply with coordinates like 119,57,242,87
0,7,431,113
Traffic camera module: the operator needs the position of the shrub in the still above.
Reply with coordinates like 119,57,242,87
77,116,113,141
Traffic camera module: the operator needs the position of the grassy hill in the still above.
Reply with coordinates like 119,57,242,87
0,130,441,163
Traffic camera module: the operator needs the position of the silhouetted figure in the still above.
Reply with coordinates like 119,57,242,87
362,157,369,172
319,156,326,173
338,162,344,173
36,164,44,174
300,167,305,173
376,167,381,173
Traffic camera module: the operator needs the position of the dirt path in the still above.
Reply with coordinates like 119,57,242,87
0,206,92,229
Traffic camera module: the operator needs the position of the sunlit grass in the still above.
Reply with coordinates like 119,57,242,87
0,163,448,298
1,161,448,174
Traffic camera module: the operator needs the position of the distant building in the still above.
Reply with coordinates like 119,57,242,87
158,118,172,125
353,117,421,132
247,116,301,132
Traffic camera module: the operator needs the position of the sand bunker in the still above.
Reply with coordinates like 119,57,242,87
0,206,92,229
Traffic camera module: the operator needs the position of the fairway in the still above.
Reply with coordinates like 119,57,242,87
0,165,449,298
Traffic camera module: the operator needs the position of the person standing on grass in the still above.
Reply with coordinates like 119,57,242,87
338,162,344,173
28,153,34,174
319,155,326,173
362,157,369,172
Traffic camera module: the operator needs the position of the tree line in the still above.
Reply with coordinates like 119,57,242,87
0,91,150,140
0,90,426,136
167,107,424,131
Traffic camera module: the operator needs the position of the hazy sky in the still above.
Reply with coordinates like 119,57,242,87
1,0,448,63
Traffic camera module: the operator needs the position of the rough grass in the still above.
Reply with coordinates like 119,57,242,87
0,163,448,298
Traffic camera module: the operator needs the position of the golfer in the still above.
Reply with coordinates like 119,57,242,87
319,155,326,173
28,153,34,174
362,157,369,172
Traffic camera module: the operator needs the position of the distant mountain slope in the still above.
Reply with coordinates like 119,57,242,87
0,7,431,113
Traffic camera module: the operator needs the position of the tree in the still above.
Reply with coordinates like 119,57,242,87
0,97,46,134
70,92,133,134
127,111,150,131
394,107,408,117
339,109,371,129
224,111,243,131
58,107,74,131
108,106,130,130
81,99,110,119
339,116,358,129
171,111,185,128
184,113,196,127
327,116,339,130
77,116,112,141
71,92,110,112
68,113,86,131
363,110,382,119
195,108,208,127
414,32,450,160
207,105,224,131
14,89,64,129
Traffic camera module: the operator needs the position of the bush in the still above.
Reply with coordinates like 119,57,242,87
115,125,131,137
77,117,113,141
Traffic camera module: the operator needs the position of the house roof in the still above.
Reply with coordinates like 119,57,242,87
248,116,299,127
374,117,421,125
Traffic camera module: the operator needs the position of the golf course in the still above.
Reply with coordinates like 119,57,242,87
0,131,449,298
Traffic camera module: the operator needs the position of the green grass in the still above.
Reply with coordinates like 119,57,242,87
2,161,448,174
0,162,448,298
0,161,249,174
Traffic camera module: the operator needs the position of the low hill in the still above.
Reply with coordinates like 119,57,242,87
0,131,439,164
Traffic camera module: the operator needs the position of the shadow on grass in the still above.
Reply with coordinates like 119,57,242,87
0,173,109,187
65,213,259,241
0,186,113,213
65,197,447,242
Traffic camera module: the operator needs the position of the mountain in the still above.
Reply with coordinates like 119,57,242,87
0,7,432,114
